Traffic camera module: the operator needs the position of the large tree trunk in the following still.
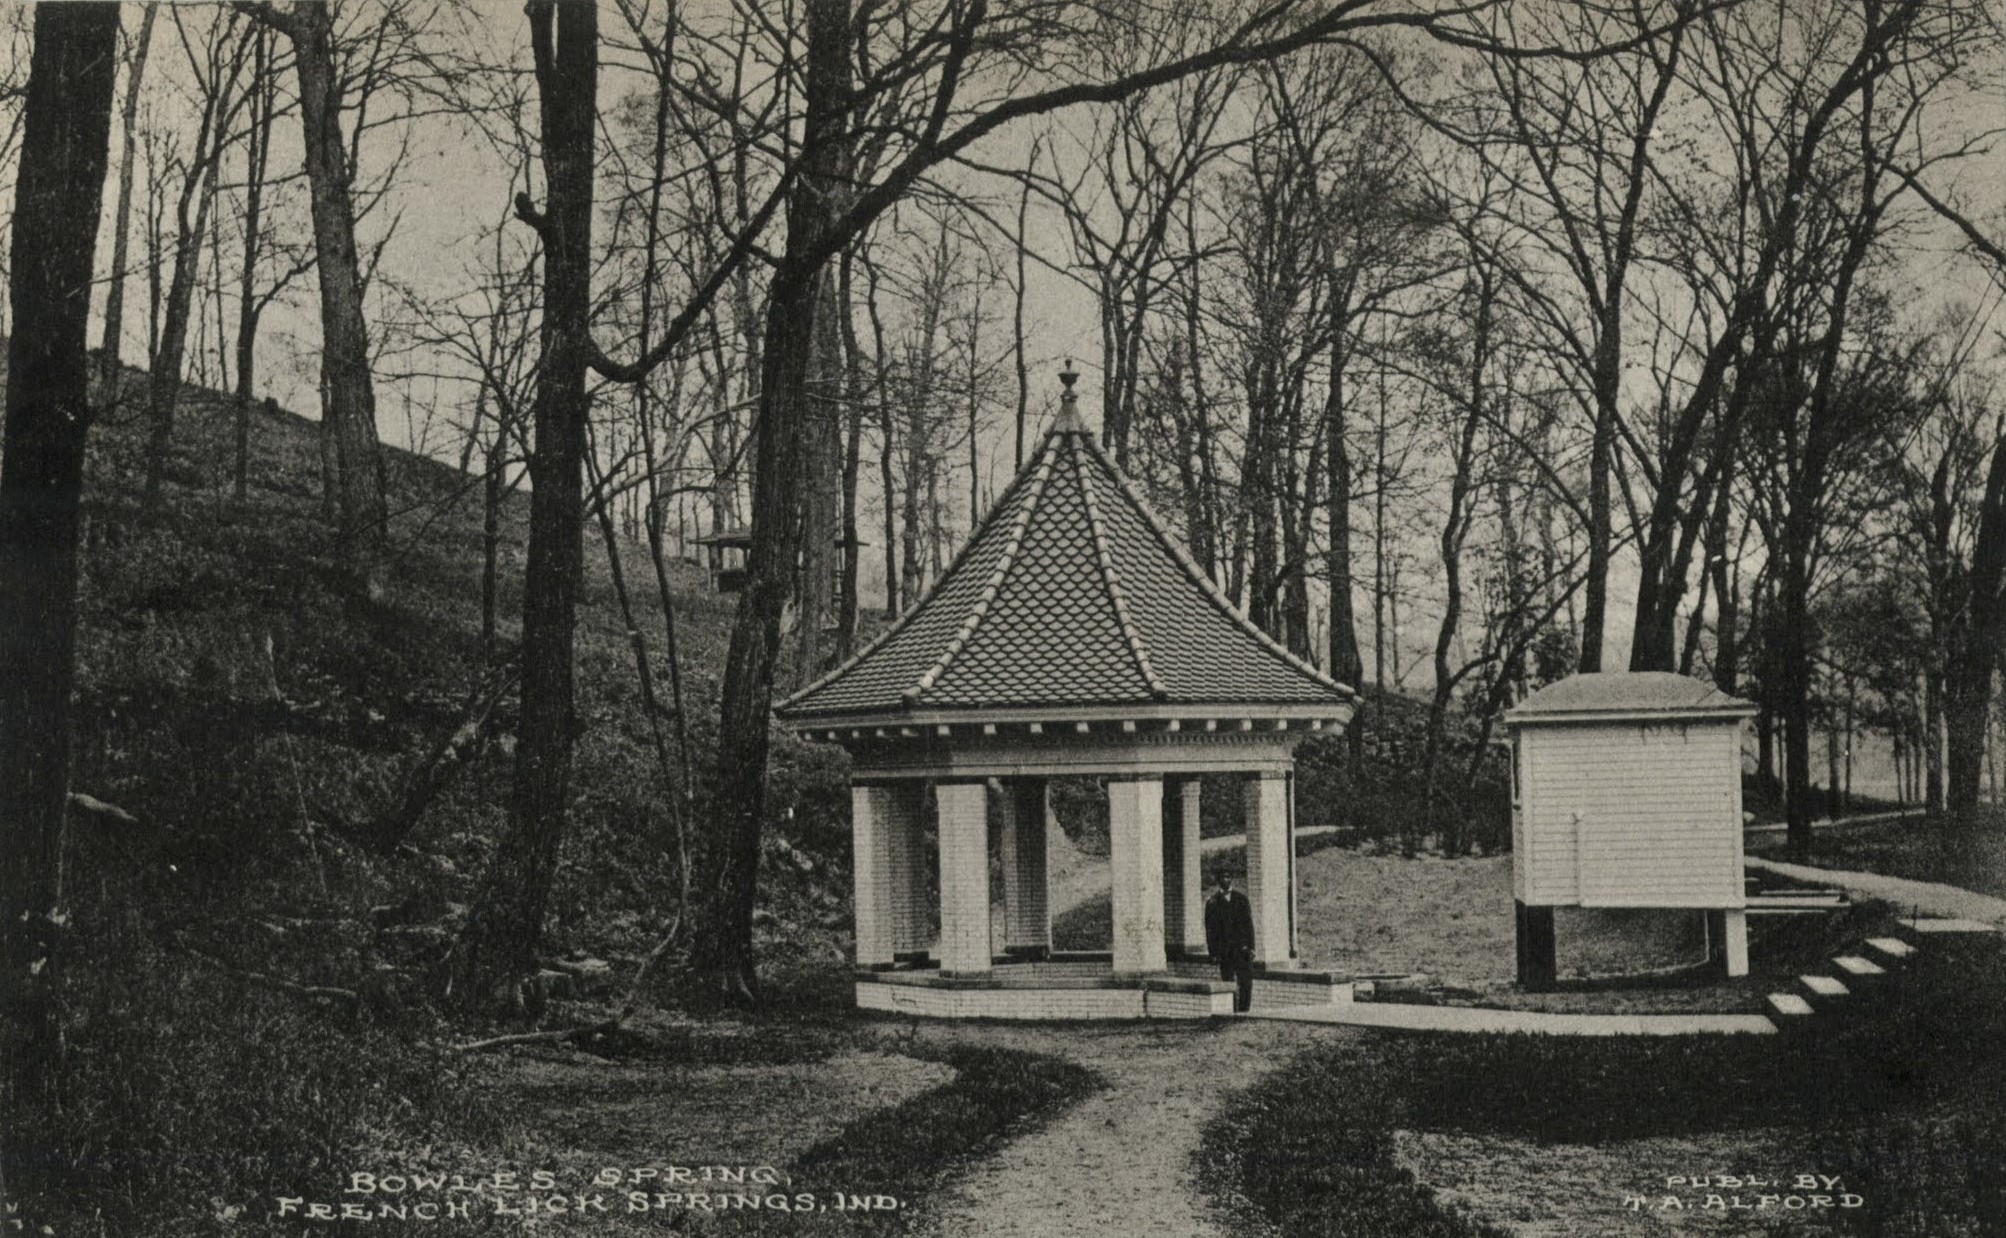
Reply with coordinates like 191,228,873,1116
233,28,273,502
1324,342,1365,776
837,253,864,657
451,0,596,1008
792,268,844,689
286,0,386,572
1425,268,1490,854
1780,538,1814,858
97,3,155,393
692,0,849,1003
140,181,215,508
1946,436,2006,818
1709,496,1740,694
0,6,119,1224
1579,393,1613,672
1946,646,1991,819
480,422,503,664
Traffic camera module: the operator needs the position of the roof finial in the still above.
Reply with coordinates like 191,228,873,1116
1052,360,1087,434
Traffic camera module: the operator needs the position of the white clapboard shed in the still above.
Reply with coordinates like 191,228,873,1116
1503,672,1758,988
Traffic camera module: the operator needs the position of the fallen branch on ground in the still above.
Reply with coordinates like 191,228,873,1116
180,941,359,1006
453,1018,621,1054
357,655,522,854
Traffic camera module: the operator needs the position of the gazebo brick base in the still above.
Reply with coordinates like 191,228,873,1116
854,963,1354,1020
1168,960,1356,1009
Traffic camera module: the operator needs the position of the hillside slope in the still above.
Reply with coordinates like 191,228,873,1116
62,359,860,966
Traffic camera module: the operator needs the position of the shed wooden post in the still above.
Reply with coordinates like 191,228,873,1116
1163,777,1204,955
935,780,992,973
1515,901,1556,991
998,778,1051,956
1243,772,1291,966
1716,909,1748,977
1108,777,1167,974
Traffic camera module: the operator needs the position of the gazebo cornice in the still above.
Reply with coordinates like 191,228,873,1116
782,699,1357,732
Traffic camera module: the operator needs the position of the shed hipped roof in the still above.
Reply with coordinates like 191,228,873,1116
1505,672,1755,724
776,404,1353,722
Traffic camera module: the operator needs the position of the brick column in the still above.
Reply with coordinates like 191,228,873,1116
935,780,992,974
878,781,929,956
850,783,895,967
998,778,1050,954
1108,777,1166,974
1162,777,1205,954
1243,772,1291,966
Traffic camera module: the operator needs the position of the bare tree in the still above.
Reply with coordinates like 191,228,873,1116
0,5,120,1225
141,8,255,509
235,0,394,577
98,4,158,392
229,24,316,501
449,0,598,1006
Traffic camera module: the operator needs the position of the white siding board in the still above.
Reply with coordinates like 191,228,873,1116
1510,737,1528,901
1518,721,1745,909
1520,730,1577,903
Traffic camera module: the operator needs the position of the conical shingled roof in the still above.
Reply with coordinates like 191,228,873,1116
776,406,1354,723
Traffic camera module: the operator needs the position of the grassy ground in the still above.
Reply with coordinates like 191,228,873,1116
1059,840,1882,1015
1747,809,2006,900
29,359,2003,1236
1202,932,2006,1237
1742,781,1909,827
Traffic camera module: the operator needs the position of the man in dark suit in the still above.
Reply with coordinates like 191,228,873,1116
1203,871,1256,1012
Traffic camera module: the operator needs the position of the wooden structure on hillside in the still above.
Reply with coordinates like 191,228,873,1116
697,525,865,594
774,369,1357,1018
1504,672,1759,989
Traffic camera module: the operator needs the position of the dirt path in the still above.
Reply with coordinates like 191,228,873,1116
884,1019,1326,1238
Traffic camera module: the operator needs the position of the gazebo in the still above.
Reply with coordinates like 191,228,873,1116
775,370,1357,1018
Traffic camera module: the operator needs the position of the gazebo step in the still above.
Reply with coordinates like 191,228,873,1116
1250,969,1353,1010
853,970,1238,1019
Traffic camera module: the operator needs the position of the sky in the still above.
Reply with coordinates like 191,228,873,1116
14,0,2006,685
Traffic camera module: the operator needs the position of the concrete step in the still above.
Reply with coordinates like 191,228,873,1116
1866,936,1916,959
1767,992,1815,1018
1831,955,1886,978
1799,974,1849,998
